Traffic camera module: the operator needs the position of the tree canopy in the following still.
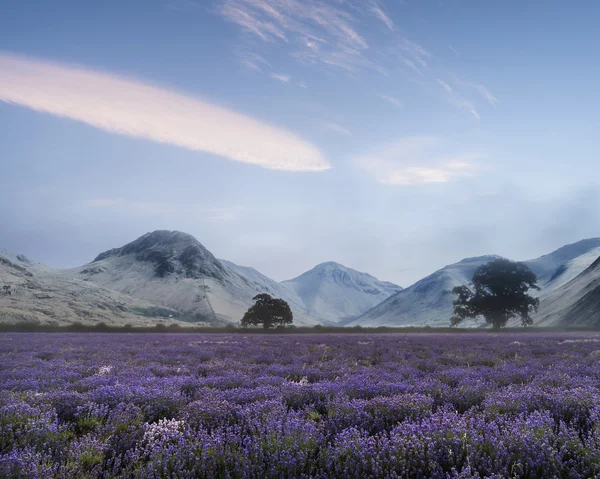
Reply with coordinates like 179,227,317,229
241,294,293,329
451,258,540,329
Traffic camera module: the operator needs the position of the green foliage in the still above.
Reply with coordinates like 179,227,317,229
451,258,540,329
240,294,293,329
80,450,103,471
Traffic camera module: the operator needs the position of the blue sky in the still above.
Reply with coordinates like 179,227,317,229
1,0,600,286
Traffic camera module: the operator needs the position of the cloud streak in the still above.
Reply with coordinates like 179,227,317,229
0,52,330,172
355,136,482,185
369,1,395,31
455,76,498,106
392,37,431,75
378,94,403,108
220,0,367,48
218,0,395,74
239,51,271,71
436,78,480,120
324,122,351,136
270,72,291,82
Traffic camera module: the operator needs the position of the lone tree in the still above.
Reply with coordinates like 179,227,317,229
241,294,293,329
451,258,540,329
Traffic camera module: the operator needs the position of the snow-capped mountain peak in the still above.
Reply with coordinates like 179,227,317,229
351,239,600,328
282,262,402,323
93,230,225,280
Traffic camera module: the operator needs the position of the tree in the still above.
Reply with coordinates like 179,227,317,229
451,258,540,329
241,294,293,329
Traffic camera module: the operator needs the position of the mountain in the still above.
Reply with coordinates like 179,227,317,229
0,249,53,274
524,239,600,288
281,261,402,323
350,238,600,328
219,260,313,320
4,232,600,328
529,255,600,327
0,252,180,326
346,255,500,327
3,231,399,327
55,231,320,326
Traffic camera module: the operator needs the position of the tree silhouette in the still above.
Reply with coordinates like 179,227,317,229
241,294,293,329
451,258,540,329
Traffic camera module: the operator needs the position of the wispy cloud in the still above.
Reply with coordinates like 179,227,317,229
436,79,453,94
0,52,330,172
218,0,395,74
355,136,483,185
369,1,395,31
219,3,288,42
239,51,271,71
473,83,497,106
324,122,351,136
399,38,430,70
436,78,480,120
270,72,291,82
219,1,497,125
453,75,498,106
378,94,403,108
243,60,262,71
219,0,367,48
85,198,239,221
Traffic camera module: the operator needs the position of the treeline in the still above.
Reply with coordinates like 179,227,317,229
1,321,599,334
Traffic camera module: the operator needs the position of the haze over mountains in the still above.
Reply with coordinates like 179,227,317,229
1,230,599,328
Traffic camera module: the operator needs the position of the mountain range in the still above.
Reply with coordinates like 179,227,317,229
0,231,401,327
349,239,600,328
1,230,599,328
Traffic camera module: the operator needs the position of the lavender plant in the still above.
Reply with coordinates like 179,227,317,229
1,332,600,478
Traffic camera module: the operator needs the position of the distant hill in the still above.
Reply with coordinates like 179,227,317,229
524,239,600,288
0,251,179,327
57,230,320,326
345,255,500,327
282,261,402,323
527,254,600,327
349,239,600,328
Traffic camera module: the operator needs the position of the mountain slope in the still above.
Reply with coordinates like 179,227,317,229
347,255,500,327
531,246,600,296
351,238,600,328
282,262,402,323
0,253,180,326
524,239,600,288
219,260,313,320
57,231,320,326
532,255,600,326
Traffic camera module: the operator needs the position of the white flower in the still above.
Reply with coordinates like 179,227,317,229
97,365,113,376
291,376,309,386
143,418,185,444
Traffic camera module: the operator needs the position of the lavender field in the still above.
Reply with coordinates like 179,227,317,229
2,333,600,478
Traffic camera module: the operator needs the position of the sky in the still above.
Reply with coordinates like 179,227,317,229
1,0,600,287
